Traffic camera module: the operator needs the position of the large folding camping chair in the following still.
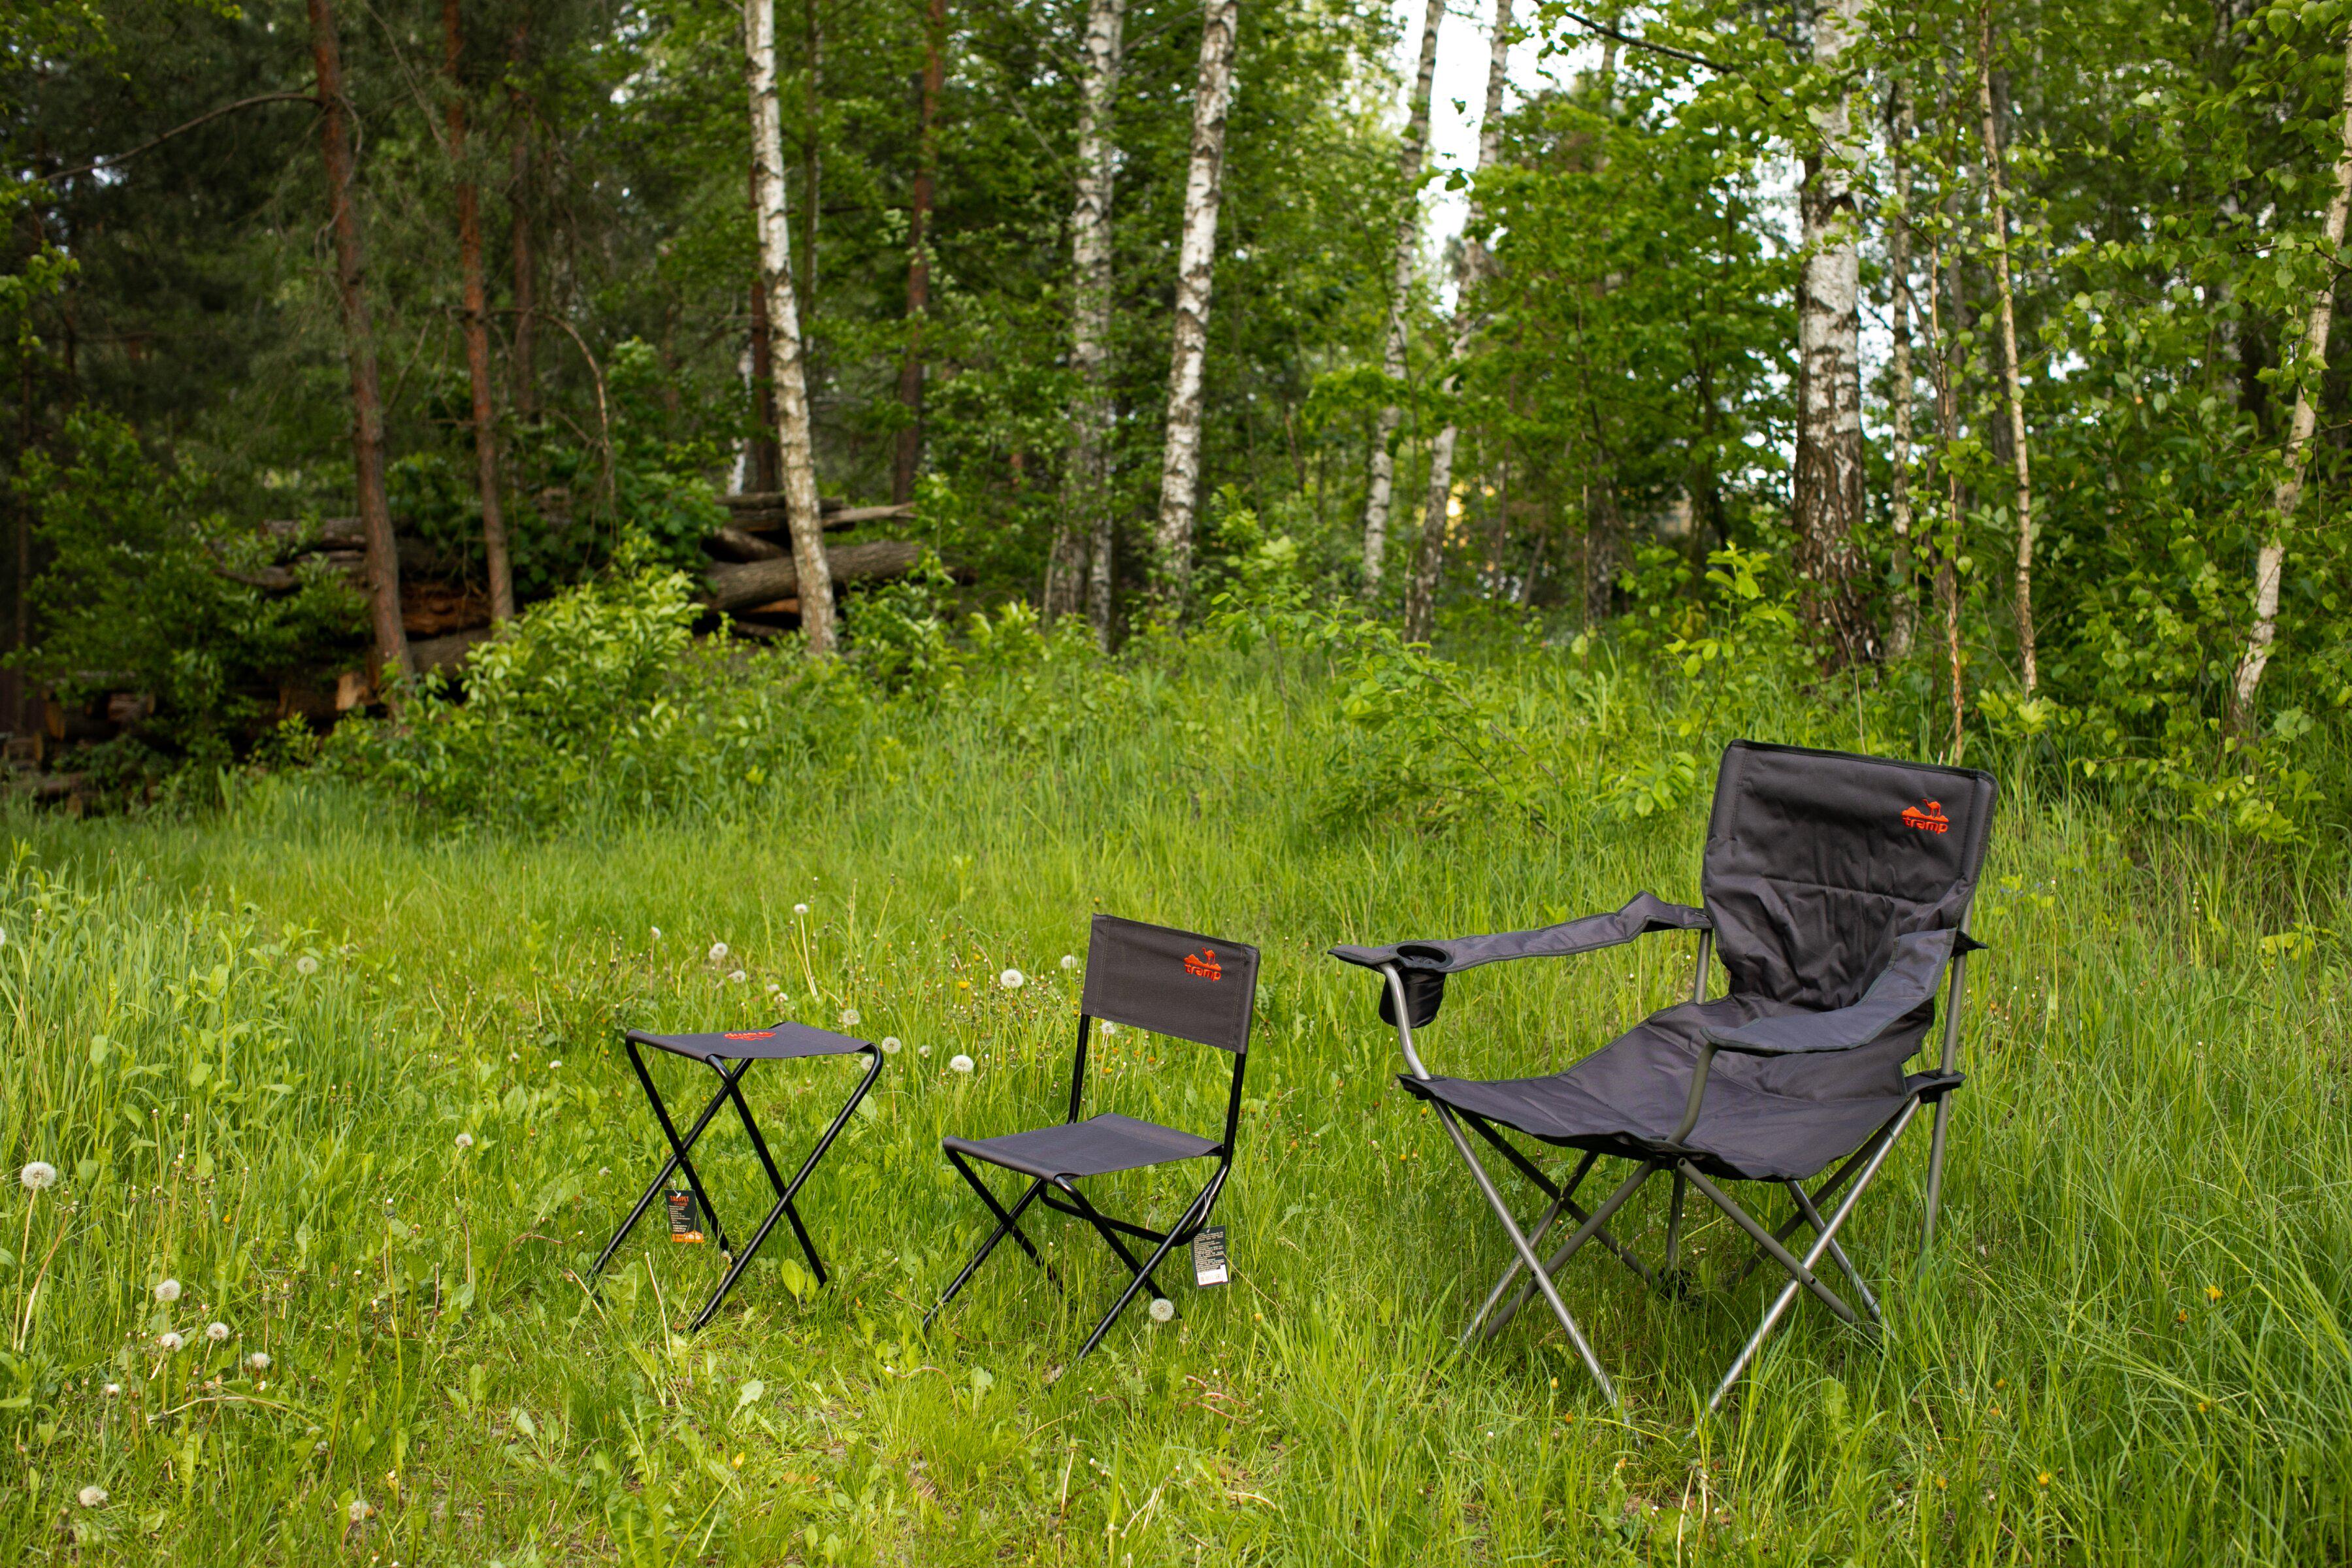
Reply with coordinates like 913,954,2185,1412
925,915,1258,1367
1331,740,1995,1410
591,1021,883,1331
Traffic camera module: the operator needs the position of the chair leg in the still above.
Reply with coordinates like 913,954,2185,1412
1065,1171,1224,1368
1678,1166,1863,1329
924,1161,1056,1331
1460,1117,1656,1284
1705,1100,1919,1411
1783,1179,1879,1325
1460,1151,1595,1343
1722,1119,1889,1291
1478,1161,1659,1343
593,1047,743,1279
1056,1180,1179,1309
1663,1169,1689,1279
1427,1103,1624,1407
1923,1092,1956,1248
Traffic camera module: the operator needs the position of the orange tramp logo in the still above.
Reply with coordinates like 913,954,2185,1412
1901,800,1950,834
723,1030,775,1041
1183,950,1223,981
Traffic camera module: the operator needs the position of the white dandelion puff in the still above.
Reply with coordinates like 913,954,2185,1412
728,970,747,984
650,926,662,941
708,941,729,962
1099,1021,1119,1036
1149,1298,1175,1323
102,1382,121,1397
156,1331,184,1352
205,1322,231,1343
880,1037,902,1055
507,1052,519,1063
454,1132,474,1150
999,969,1024,990
918,1043,932,1057
77,1486,106,1508
548,1060,563,1071
248,1352,272,1371
20,1160,56,1191
840,1008,862,1028
348,1499,374,1524
792,902,809,917
1059,955,1079,971
295,955,319,975
949,1054,975,1075
154,1279,182,1304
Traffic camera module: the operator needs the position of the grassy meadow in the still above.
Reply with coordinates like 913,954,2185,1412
2,636,2349,1563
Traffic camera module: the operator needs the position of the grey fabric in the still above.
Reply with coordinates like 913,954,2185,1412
1081,915,1258,1053
1328,892,1710,975
945,1113,1220,1182
1396,994,1936,1181
628,1023,871,1063
1701,926,1965,1056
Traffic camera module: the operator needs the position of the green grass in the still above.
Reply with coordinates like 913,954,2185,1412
3,642,2349,1563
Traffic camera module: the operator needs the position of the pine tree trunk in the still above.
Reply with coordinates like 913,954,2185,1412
2233,29,2352,725
1886,75,1917,659
894,0,945,506
445,0,514,623
507,20,536,423
1793,0,1870,666
1361,0,1445,595
309,0,409,685
1403,0,1511,644
1976,6,2036,692
745,0,836,653
1151,0,1239,608
1049,0,1126,638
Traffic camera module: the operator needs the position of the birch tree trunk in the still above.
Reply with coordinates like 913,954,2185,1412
1048,0,1126,638
2233,30,2352,725
1151,0,1239,608
1886,75,1917,659
444,0,514,623
1360,0,1446,594
894,0,945,506
1792,0,1870,666
745,0,836,653
1403,0,1511,644
1976,6,2036,692
308,0,409,685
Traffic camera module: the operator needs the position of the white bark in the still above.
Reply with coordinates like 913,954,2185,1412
1887,76,1917,660
2235,31,2352,723
1976,7,2033,692
1151,0,1239,606
1405,0,1511,642
1793,0,1868,661
746,0,836,653
1055,0,1126,645
1361,0,1446,594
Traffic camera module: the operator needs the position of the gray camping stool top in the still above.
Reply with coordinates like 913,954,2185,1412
1331,740,1995,1411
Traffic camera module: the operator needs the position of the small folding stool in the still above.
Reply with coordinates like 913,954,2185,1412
1331,741,1996,1411
591,1020,883,1330
925,915,1258,1367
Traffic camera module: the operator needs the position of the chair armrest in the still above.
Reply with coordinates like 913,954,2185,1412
1330,892,1710,1028
1701,927,1985,1058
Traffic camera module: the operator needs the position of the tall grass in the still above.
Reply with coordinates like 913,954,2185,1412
2,635,2347,1563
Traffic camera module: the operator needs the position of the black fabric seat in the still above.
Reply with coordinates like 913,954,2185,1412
1400,994,1930,1181
945,1113,1220,1183
628,1022,871,1064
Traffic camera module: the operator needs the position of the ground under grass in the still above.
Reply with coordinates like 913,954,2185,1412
3,647,2349,1563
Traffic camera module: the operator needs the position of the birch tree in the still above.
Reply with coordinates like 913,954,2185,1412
1151,0,1239,608
745,0,836,653
444,0,514,623
308,0,409,685
1403,0,1511,644
1360,0,1446,594
1047,0,1126,639
2233,29,2352,725
1976,5,2035,692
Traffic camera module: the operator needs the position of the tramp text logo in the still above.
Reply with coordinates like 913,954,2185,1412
1901,800,1950,834
723,1030,775,1040
1183,950,1223,981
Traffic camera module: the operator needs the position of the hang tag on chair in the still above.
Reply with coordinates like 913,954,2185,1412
1192,1226,1229,1287
667,1190,705,1243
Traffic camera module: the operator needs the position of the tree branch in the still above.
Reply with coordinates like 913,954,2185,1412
1551,8,1731,72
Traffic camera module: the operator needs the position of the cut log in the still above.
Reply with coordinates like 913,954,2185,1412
408,628,495,678
261,515,367,551
719,495,915,534
704,540,921,613
709,525,788,563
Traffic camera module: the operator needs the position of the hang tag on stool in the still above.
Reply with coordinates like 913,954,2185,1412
667,1190,705,1243
1192,1226,1229,1288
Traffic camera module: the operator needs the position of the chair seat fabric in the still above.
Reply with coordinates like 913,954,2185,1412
628,1023,872,1063
945,1113,1220,1183
1396,994,1934,1181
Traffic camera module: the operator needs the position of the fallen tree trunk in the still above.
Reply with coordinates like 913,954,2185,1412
705,539,921,612
710,525,787,561
721,495,915,533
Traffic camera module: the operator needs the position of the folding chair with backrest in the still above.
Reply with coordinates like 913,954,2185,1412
1331,740,1995,1410
924,915,1258,1368
591,1019,883,1331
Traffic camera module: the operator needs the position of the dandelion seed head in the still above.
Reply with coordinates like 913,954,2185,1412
548,1060,562,1070
918,1043,932,1056
792,902,810,917
728,969,747,984
880,1036,901,1054
949,1053,974,1074
650,926,662,941
1059,955,1079,971
295,955,319,975
999,969,1024,990
454,1132,474,1150
1149,1298,1175,1323
206,1322,230,1343
156,1331,184,1352
154,1279,182,1303
77,1486,106,1508
248,1352,272,1371
20,1160,57,1191
348,1499,373,1524
840,1008,862,1027
708,941,729,962
102,1382,121,1397
1099,1021,1119,1036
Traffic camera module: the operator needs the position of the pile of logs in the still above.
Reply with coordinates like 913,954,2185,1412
702,495,921,615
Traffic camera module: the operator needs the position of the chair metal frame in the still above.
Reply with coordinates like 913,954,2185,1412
924,1002,1249,1369
1377,912,1975,1412
591,1025,883,1331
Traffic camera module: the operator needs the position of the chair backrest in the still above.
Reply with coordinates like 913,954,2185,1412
1080,915,1259,1053
1701,741,1997,1011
